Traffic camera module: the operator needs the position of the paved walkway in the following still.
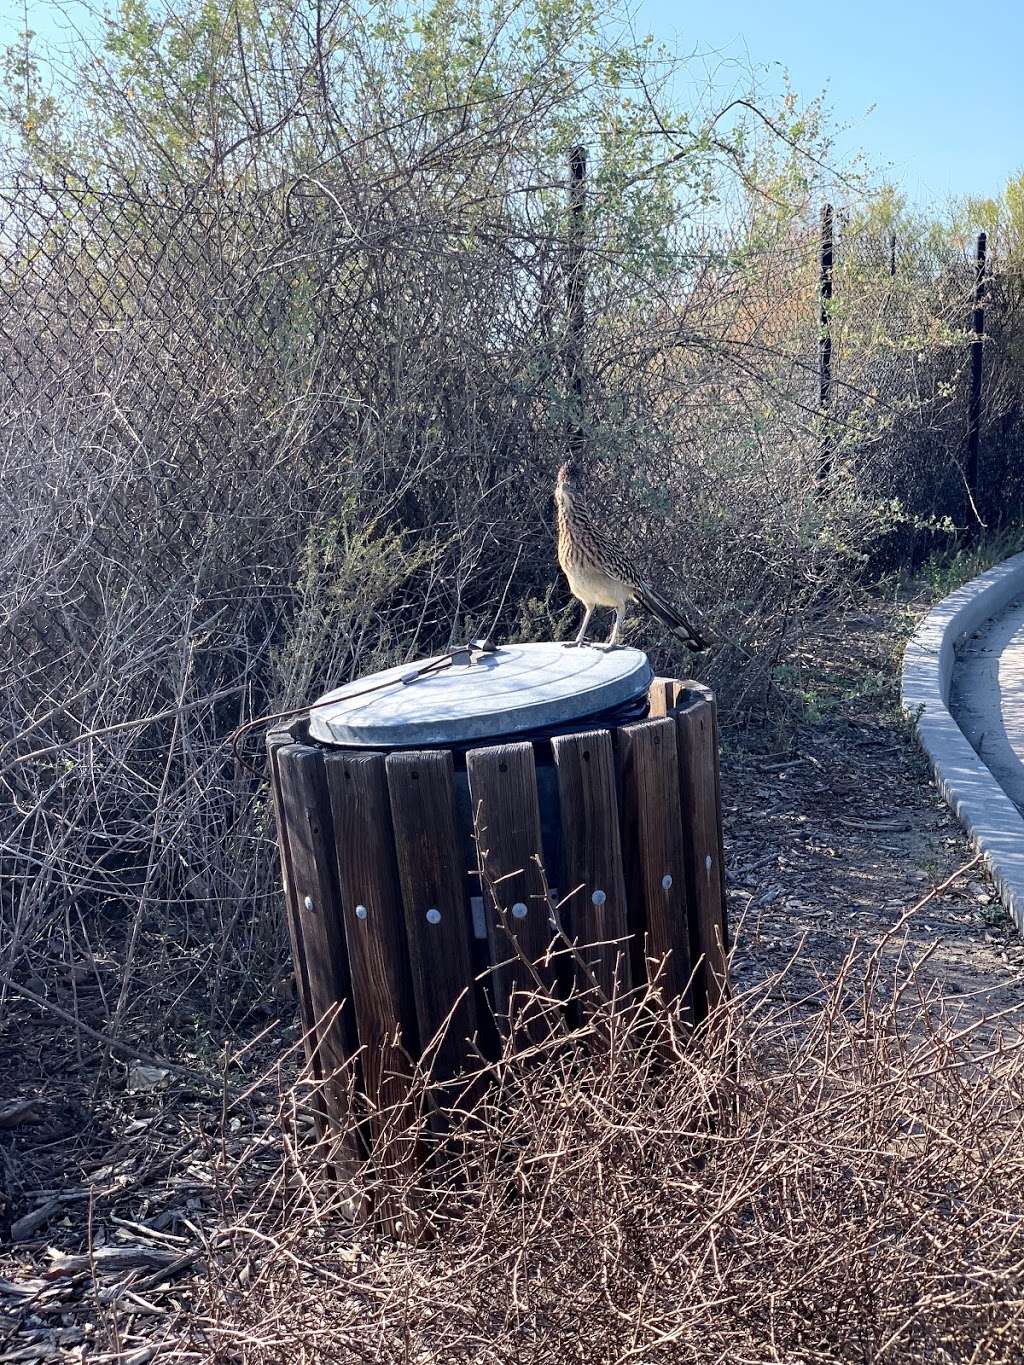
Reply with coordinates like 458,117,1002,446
950,595,1024,818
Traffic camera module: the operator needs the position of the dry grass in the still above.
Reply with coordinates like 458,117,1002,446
152,887,1024,1365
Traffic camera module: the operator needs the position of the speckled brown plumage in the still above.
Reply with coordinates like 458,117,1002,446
555,460,709,650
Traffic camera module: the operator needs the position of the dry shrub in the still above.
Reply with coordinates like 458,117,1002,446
176,932,1024,1364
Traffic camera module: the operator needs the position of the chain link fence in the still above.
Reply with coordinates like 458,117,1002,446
1,178,1003,674
1,174,1019,1018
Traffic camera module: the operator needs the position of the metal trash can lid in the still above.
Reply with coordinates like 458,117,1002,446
308,642,652,748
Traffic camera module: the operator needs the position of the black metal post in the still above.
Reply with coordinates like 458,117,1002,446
966,230,987,519
566,145,587,458
818,204,834,483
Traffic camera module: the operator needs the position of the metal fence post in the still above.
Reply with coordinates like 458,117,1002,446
566,145,587,458
966,230,987,520
818,204,834,483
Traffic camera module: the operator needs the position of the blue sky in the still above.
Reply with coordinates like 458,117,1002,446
632,0,1023,208
3,0,1021,208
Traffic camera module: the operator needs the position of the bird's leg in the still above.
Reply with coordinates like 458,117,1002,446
601,605,625,650
564,604,593,647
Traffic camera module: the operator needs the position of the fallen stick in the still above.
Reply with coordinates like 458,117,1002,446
0,973,196,1082
45,1246,182,1280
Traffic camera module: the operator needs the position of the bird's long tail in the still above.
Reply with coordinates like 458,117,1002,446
635,583,711,652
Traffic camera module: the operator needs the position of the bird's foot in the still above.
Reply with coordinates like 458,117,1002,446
562,639,586,649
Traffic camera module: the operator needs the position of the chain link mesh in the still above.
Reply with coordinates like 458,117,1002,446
1,177,1018,1006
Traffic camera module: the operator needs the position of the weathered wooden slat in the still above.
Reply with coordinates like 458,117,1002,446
551,729,631,1005
673,696,729,1017
646,677,677,718
275,744,359,1139
385,750,477,1085
266,730,322,1079
675,681,730,958
465,742,555,1033
709,698,730,957
325,752,417,1120
617,717,693,1013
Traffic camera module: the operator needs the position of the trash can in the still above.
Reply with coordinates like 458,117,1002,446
266,642,727,1133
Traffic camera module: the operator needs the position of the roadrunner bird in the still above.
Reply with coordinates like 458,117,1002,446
555,460,710,650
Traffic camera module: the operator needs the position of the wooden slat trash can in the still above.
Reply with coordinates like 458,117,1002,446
268,643,728,1144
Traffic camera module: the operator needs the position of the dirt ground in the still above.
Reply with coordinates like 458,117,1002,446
724,609,1024,1024
3,597,1024,1362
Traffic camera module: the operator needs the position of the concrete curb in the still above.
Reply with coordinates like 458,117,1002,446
902,551,1024,933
